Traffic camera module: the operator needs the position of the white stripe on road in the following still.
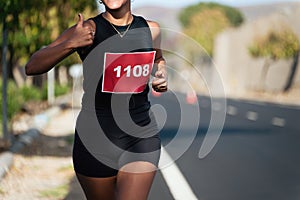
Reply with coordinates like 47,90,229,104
227,105,238,116
159,147,198,200
271,117,286,127
246,111,258,121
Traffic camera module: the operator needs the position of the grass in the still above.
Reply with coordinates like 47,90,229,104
64,134,74,145
39,184,69,199
0,187,5,195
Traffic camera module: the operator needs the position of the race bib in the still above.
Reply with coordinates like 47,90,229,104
102,51,156,93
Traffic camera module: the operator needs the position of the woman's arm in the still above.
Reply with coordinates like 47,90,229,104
147,21,168,92
25,14,95,75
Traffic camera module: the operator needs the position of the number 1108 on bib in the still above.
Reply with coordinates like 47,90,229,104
113,64,150,78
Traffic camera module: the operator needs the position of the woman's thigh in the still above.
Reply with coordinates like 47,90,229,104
76,173,117,200
116,161,158,200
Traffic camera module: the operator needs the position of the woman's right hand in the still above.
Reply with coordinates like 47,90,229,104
25,13,96,75
68,13,95,49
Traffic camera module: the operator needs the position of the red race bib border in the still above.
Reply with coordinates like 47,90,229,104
101,51,156,94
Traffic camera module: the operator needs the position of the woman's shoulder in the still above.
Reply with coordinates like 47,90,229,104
132,15,160,28
146,20,160,29
85,13,108,31
86,14,102,25
144,19,161,39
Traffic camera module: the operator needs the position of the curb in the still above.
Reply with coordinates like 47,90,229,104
0,106,62,181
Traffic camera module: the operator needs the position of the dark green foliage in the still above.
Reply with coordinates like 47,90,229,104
20,85,42,101
41,83,70,100
0,79,23,121
0,0,98,74
0,77,70,121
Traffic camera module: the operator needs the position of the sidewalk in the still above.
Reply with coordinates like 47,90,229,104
0,100,86,199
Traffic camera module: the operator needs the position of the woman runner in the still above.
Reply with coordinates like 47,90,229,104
25,0,167,199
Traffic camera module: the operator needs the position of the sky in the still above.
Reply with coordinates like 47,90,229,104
131,0,300,8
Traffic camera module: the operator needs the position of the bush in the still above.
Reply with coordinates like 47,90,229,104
0,79,24,121
20,85,42,101
0,78,70,122
0,78,70,138
41,83,70,100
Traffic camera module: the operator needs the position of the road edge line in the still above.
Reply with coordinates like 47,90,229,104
159,147,198,200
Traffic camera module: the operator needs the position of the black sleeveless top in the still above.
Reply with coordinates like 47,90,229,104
77,14,154,115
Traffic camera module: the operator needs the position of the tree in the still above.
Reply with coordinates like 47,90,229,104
0,1,97,143
179,2,244,28
178,2,244,58
184,9,230,57
0,0,98,81
248,27,300,91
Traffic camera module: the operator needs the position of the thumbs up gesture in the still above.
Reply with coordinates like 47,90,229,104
69,13,95,48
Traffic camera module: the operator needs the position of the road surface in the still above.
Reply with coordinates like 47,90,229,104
148,91,300,200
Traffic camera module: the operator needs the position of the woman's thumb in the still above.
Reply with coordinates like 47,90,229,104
77,13,84,27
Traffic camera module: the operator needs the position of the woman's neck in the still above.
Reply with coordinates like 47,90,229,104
103,11,133,26
102,1,133,26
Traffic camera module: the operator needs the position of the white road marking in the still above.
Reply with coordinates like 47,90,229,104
159,147,198,200
246,111,258,121
227,105,238,116
271,117,286,127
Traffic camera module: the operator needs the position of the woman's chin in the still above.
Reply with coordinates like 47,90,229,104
104,0,127,10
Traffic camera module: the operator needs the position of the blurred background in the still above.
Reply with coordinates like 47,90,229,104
132,0,300,101
1,0,300,199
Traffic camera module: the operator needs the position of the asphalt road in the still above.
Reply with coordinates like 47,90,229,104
148,91,300,200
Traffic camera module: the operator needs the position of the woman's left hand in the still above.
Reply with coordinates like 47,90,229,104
152,70,168,92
